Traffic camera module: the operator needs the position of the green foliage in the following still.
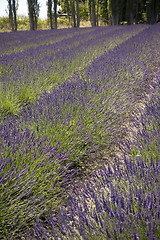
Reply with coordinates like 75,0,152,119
132,148,136,157
140,13,147,23
58,17,70,27
0,17,10,30
17,15,30,30
0,159,66,239
79,2,89,21
37,18,49,29
0,15,50,31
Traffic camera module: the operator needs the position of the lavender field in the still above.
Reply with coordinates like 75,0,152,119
0,24,160,239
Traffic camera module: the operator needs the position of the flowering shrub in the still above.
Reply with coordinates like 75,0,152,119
0,24,160,239
33,83,160,240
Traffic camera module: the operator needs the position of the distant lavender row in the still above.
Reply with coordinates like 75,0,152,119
80,24,160,98
1,25,146,84
0,25,148,117
0,28,94,56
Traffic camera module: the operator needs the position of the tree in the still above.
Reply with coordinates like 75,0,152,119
146,0,159,24
89,0,92,23
91,0,96,26
118,0,126,24
76,0,80,27
126,0,134,25
7,0,17,31
137,0,146,23
79,0,89,21
8,0,14,31
57,0,160,27
134,0,139,24
28,0,34,30
27,0,40,30
96,0,99,26
101,0,108,25
111,0,119,25
12,0,17,30
53,0,58,29
33,0,40,29
66,0,71,23
71,0,76,27
47,0,53,29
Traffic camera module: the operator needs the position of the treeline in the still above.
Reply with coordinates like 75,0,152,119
5,0,160,31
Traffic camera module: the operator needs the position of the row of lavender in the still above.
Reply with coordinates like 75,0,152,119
0,24,160,239
32,26,160,239
35,88,160,240
31,25,160,239
0,25,147,117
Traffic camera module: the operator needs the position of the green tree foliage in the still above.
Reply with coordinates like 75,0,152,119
57,0,160,27
100,0,109,25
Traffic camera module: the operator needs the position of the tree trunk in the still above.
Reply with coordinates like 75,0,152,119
53,0,58,29
146,0,159,24
34,10,38,29
128,0,134,24
126,0,133,24
12,0,17,31
66,0,71,23
48,0,53,29
118,0,124,24
91,0,96,26
96,0,99,26
8,0,14,31
135,0,139,24
89,0,92,24
111,0,119,25
76,0,80,27
28,0,34,30
71,0,76,27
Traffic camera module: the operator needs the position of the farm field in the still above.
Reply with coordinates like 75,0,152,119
0,24,160,239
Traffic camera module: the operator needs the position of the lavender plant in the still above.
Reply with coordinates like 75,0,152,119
31,25,160,239
34,82,160,240
0,118,75,239
0,24,160,239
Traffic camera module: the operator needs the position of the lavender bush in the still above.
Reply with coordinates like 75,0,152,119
34,78,160,240
0,24,160,239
